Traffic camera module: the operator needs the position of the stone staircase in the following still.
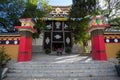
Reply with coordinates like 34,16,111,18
4,54,120,80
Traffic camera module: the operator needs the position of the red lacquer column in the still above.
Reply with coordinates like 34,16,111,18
87,15,109,60
91,31,107,60
15,18,37,62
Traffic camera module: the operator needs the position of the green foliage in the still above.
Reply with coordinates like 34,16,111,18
70,0,98,17
84,46,88,53
21,0,52,38
0,0,25,31
32,20,48,38
0,46,11,67
103,0,120,17
68,18,90,44
21,0,52,18
45,48,51,54
0,0,7,3
21,0,45,18
0,0,52,38
65,47,71,53
98,0,120,24
116,50,120,63
110,18,120,27
69,0,97,44
39,0,52,13
0,18,9,29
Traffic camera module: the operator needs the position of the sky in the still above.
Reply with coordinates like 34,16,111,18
49,0,72,6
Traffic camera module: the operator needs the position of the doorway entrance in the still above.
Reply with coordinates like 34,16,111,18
52,43,64,51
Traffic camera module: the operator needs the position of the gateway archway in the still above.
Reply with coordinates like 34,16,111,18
14,6,109,62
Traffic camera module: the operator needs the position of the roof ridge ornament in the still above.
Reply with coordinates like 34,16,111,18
55,7,62,14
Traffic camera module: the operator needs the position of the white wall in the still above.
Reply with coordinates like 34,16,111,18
32,33,43,46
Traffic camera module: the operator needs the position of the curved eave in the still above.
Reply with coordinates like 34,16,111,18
87,24,110,32
15,26,37,33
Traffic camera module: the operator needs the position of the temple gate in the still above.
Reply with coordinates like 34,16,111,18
0,6,119,62
43,6,72,52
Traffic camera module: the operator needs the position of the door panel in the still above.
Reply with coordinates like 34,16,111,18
44,32,51,49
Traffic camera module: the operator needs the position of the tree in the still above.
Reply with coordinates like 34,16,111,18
21,0,44,18
70,0,98,17
69,0,98,52
39,0,52,13
103,0,120,19
0,0,52,38
0,0,25,32
110,17,120,26
21,0,52,38
99,0,120,25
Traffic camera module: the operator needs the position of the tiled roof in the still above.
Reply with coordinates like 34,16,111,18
0,32,19,35
104,25,120,34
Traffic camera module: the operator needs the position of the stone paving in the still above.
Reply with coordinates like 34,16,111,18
3,53,120,80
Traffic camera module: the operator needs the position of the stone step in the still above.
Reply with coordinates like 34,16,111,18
6,55,118,80
10,62,114,67
9,64,115,70
8,61,116,66
8,68,116,73
7,72,117,77
10,60,113,65
11,60,114,63
9,67,115,72
3,77,120,80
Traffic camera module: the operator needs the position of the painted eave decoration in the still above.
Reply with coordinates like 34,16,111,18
39,17,68,21
105,38,120,43
87,15,110,32
49,6,70,18
15,18,37,33
14,26,37,33
19,18,35,27
104,25,120,43
0,34,20,45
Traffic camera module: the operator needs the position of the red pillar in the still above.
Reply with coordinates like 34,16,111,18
15,18,37,62
18,35,32,61
87,15,109,61
92,35,107,60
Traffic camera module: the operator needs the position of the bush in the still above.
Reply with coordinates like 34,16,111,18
45,48,51,54
116,50,120,64
0,46,11,68
65,47,71,53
